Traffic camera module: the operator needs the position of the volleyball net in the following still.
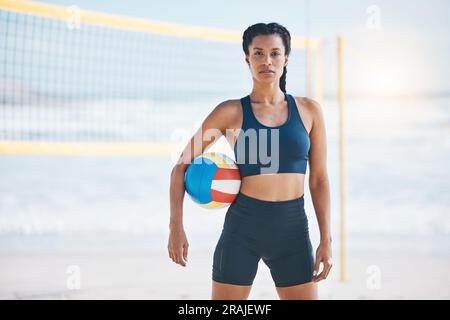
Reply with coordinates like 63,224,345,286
0,0,321,155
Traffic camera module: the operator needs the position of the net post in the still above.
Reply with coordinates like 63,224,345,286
337,35,348,282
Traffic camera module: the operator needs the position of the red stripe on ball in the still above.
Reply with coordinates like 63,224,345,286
214,168,240,180
211,189,237,203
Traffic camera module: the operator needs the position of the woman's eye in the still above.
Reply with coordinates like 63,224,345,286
254,51,280,56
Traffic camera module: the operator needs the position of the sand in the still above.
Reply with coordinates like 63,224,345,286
0,250,449,300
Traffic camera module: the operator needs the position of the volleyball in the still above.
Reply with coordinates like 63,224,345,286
184,152,241,209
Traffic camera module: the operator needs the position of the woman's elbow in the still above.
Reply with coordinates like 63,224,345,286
309,173,329,189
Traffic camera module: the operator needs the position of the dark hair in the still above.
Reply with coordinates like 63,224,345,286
242,22,291,93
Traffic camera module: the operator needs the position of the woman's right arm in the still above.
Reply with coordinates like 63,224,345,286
168,100,238,267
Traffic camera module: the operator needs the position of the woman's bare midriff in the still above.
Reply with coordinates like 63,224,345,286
239,173,305,201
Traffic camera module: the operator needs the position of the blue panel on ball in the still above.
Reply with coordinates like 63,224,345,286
185,164,201,203
198,158,218,204
185,157,218,204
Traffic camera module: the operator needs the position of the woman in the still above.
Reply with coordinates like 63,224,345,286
168,22,332,300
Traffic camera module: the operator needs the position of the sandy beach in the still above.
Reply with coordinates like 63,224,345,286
1,249,448,300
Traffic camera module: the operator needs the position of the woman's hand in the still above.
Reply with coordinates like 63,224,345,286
312,241,333,282
168,226,189,267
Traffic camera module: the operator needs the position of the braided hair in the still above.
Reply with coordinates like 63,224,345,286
242,22,291,93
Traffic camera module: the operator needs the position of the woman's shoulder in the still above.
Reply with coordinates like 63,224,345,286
218,98,242,109
206,99,242,130
293,95,320,109
293,96,323,116
212,99,242,117
292,96,323,133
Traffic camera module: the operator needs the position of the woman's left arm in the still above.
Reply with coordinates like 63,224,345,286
305,98,333,283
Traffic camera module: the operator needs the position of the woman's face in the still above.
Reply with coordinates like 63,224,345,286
246,34,288,83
